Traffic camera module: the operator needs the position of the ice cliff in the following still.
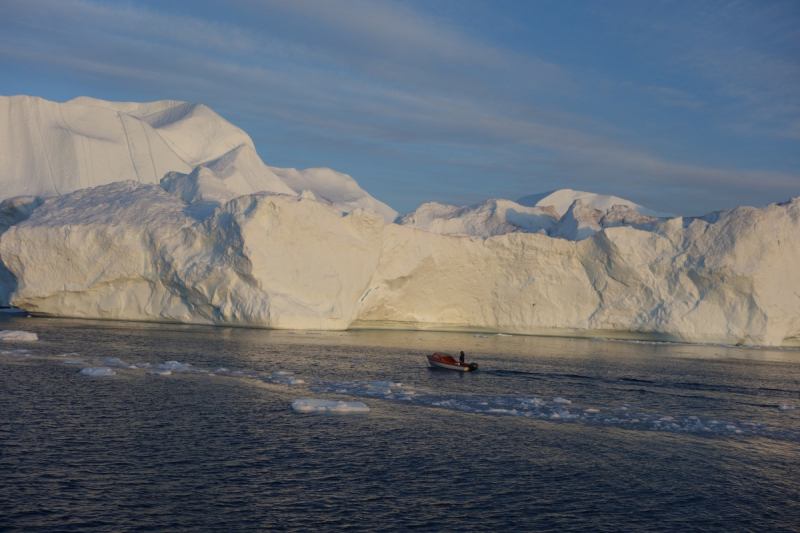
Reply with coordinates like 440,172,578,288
0,95,396,222
0,96,798,346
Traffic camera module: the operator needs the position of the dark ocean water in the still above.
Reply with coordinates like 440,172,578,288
1,316,799,532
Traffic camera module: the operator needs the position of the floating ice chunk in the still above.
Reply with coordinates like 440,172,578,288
553,397,571,404
156,361,190,371
584,409,600,414
63,359,87,365
100,358,123,364
272,370,293,376
473,334,488,338
130,362,152,368
55,352,80,357
495,333,512,337
148,369,172,376
0,349,30,357
0,330,38,341
287,378,305,385
79,367,116,377
291,399,370,414
369,381,402,388
214,367,230,373
779,405,795,411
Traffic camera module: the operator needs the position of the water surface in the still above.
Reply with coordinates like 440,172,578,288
1,316,799,531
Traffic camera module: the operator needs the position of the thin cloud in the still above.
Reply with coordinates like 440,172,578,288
0,0,797,215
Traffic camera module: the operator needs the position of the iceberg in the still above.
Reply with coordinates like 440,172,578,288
0,96,798,347
0,95,396,222
79,366,116,377
290,399,370,414
0,330,38,341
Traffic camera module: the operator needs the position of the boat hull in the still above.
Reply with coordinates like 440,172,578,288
426,353,478,371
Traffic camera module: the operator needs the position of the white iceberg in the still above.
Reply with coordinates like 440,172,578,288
157,361,191,371
0,330,38,341
79,366,116,377
291,399,370,414
0,96,798,347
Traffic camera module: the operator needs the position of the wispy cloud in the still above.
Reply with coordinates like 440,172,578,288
0,0,797,215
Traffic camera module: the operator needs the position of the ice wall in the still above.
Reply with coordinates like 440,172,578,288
357,199,800,346
0,182,384,329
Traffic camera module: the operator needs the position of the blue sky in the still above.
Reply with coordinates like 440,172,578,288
1,0,798,215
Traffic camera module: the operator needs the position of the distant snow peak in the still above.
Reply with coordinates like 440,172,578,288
397,199,558,238
397,197,664,241
517,188,673,218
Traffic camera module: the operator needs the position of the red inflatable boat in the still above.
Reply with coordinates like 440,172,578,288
427,352,479,372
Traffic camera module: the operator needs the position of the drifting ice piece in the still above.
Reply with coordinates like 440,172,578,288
290,399,370,414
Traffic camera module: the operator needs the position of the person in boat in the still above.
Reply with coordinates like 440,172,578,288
460,351,465,364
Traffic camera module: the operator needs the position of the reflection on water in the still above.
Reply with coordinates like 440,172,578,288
0,316,798,532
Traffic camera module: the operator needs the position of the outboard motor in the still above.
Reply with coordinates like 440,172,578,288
468,362,479,372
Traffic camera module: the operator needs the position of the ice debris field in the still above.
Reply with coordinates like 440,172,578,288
1,329,797,439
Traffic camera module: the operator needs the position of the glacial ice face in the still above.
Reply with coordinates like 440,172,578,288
356,198,800,346
0,181,385,329
0,181,797,345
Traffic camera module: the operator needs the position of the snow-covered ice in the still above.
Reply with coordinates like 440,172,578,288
63,359,87,365
148,370,172,376
290,399,370,414
79,366,116,377
0,330,38,341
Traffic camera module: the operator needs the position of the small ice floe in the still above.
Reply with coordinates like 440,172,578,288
129,362,152,369
0,349,31,357
63,359,87,365
287,378,305,385
553,397,572,404
0,330,38,342
214,367,230,373
290,399,370,414
272,370,293,376
55,352,80,358
369,381,402,388
100,358,123,364
156,361,190,371
79,367,116,377
495,333,512,337
584,409,601,414
779,405,795,411
148,369,172,376
473,334,488,338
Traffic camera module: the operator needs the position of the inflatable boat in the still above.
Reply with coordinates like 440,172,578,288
427,352,479,372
